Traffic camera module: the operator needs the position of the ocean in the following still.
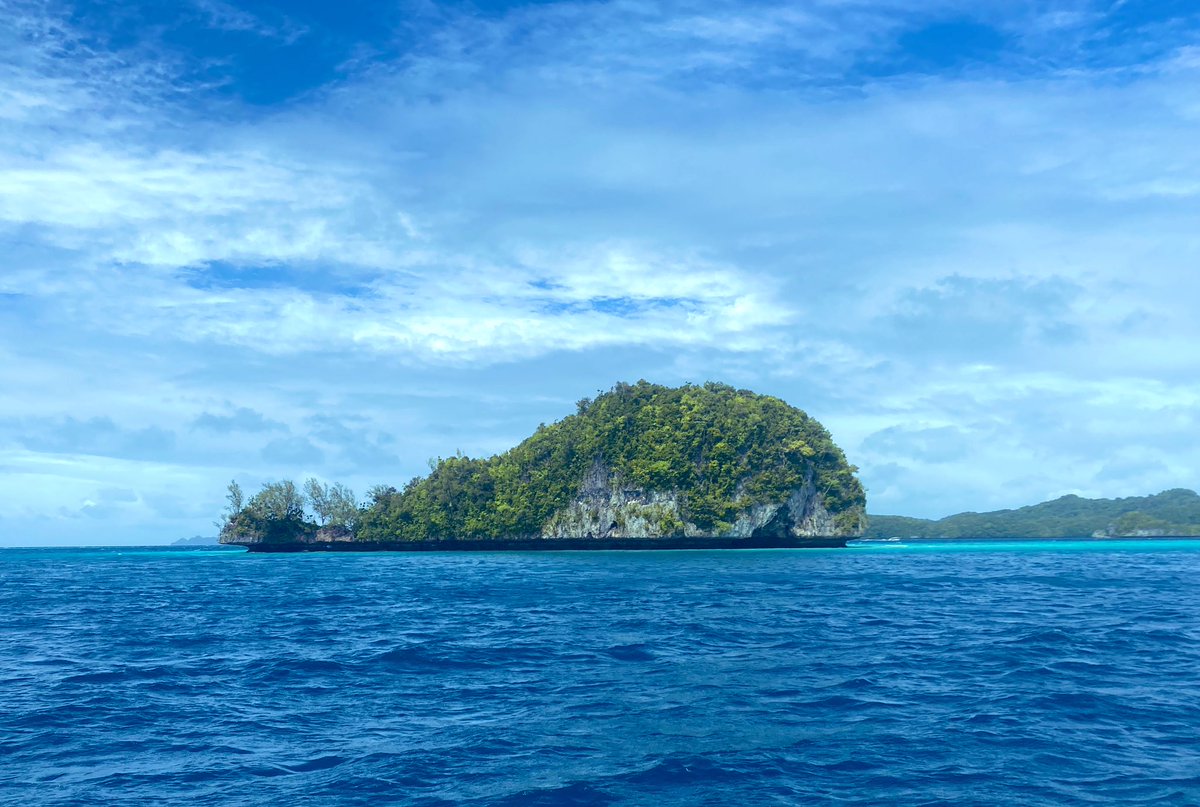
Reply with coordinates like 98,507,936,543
2,541,1198,806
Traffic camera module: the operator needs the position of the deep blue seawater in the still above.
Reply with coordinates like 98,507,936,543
3,541,1200,806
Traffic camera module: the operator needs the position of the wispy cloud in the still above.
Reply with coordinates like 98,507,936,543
189,0,307,42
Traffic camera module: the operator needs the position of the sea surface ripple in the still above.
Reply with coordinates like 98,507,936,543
2,540,1199,806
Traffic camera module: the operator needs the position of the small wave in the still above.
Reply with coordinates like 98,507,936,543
480,781,617,807
283,754,349,774
819,758,877,773
313,593,353,605
60,665,183,684
242,755,352,778
829,676,876,690
1003,629,1074,646
369,645,490,670
620,754,746,786
23,657,82,668
1030,691,1111,711
603,643,656,662
1047,659,1117,675
242,657,348,682
798,694,908,711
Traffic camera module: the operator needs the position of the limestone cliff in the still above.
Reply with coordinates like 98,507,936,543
219,518,350,546
542,460,854,539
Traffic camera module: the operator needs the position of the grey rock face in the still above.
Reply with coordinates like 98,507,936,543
541,460,856,539
218,517,316,545
219,519,355,545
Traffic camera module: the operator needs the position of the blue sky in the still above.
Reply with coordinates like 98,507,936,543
3,0,1200,545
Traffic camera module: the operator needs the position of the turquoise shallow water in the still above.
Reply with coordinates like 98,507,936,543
849,538,1200,552
2,540,1199,806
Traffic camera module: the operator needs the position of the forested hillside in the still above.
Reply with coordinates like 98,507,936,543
356,380,865,540
865,489,1200,539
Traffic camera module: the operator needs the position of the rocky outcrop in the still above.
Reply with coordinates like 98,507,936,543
218,517,345,546
541,460,862,539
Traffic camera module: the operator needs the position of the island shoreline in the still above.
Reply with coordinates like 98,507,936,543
231,536,849,553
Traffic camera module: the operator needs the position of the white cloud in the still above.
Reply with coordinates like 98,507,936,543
2,0,1200,542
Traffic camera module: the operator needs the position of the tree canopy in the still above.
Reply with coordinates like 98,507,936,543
356,380,865,541
219,478,357,543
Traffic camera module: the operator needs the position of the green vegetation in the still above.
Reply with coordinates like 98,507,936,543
219,381,866,544
864,488,1200,539
304,479,360,530
358,381,864,541
219,478,356,544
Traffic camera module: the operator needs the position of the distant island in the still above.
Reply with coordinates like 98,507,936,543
865,489,1200,539
220,381,866,551
171,535,219,546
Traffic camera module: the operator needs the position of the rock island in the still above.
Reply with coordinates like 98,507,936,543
219,381,866,551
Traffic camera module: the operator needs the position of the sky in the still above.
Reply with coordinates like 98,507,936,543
2,0,1199,545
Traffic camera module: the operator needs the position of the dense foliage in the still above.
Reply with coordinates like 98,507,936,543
357,381,865,541
864,488,1200,539
303,479,360,530
219,478,356,543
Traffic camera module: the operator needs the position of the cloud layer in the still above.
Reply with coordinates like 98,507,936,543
2,0,1199,543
